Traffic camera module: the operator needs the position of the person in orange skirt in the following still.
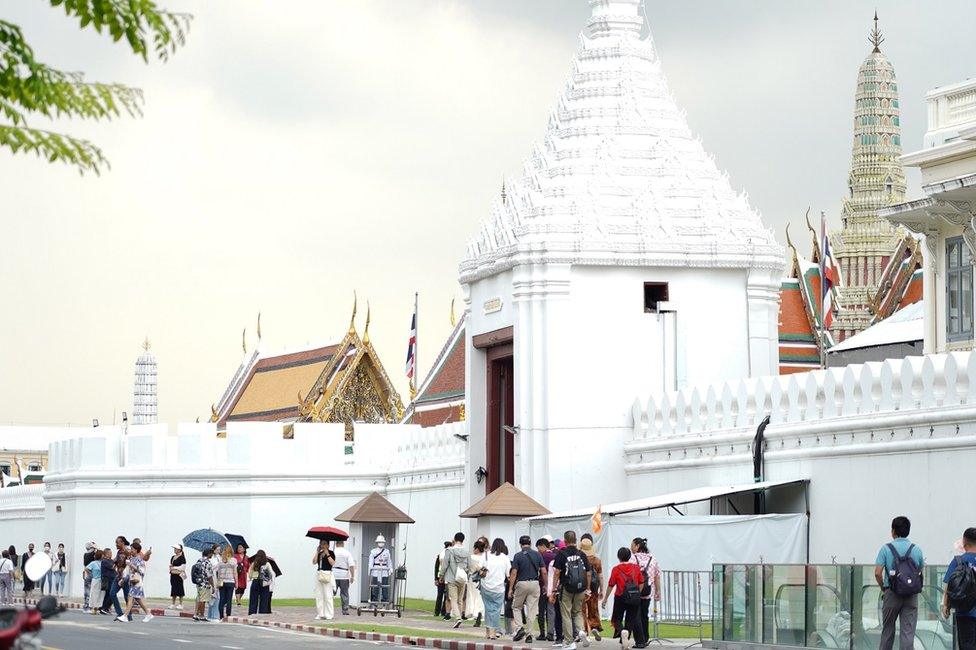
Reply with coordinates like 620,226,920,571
580,536,604,641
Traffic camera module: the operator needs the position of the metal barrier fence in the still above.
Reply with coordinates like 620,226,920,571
652,570,711,645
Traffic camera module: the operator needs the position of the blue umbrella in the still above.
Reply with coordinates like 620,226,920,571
182,528,230,552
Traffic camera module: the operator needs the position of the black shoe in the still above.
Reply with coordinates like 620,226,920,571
453,619,463,629
443,615,452,621
474,614,482,627
526,635,534,644
514,628,527,642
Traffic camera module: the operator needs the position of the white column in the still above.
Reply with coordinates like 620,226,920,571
922,230,939,354
746,267,782,377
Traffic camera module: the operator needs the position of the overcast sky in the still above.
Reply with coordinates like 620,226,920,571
1,1,973,426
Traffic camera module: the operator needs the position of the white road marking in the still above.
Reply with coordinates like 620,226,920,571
220,646,245,649
172,640,193,644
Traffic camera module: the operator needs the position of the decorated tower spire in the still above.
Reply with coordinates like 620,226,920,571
132,338,158,425
830,11,906,338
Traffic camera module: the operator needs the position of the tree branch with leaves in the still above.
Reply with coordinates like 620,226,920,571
0,0,190,174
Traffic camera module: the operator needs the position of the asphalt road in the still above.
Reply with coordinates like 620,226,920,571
33,609,384,650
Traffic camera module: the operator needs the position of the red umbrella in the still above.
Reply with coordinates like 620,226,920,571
306,526,349,542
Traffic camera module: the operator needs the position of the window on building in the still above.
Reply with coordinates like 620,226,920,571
946,237,974,343
0,463,10,476
644,282,669,312
27,463,42,472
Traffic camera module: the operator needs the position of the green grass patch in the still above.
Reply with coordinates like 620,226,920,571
657,621,712,639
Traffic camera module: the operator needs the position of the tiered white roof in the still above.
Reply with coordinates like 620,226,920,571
460,0,782,283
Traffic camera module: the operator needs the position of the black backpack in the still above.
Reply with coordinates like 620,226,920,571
621,573,642,606
562,552,588,593
947,557,976,612
191,560,206,586
887,543,923,597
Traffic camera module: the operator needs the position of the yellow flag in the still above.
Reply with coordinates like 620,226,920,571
591,505,603,534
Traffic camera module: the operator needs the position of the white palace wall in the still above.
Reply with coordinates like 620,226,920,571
12,421,467,602
626,351,976,565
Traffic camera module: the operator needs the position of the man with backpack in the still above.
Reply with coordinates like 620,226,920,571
943,528,976,650
874,516,925,650
192,548,215,622
602,547,645,649
437,532,470,629
509,535,544,643
550,531,592,649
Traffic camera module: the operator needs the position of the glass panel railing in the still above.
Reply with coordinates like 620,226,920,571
713,564,951,650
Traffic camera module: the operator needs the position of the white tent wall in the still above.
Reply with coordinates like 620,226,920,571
519,514,807,620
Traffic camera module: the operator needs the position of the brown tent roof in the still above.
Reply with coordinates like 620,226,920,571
459,482,551,518
336,492,415,524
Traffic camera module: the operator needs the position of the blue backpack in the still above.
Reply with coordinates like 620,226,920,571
887,543,923,597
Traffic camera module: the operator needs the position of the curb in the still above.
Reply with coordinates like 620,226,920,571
15,598,538,649
227,615,538,650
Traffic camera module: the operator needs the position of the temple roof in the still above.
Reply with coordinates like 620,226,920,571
460,0,782,284
459,482,551,518
336,491,415,524
213,326,404,429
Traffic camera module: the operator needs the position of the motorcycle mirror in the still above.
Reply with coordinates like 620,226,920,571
24,552,52,583
36,595,60,619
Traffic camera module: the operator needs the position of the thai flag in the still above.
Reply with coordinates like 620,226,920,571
820,213,838,330
405,311,417,380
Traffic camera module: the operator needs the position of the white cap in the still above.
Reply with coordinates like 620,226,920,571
375,535,386,544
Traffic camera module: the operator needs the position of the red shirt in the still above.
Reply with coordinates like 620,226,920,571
607,562,644,596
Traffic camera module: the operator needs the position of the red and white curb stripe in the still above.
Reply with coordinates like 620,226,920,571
15,598,533,649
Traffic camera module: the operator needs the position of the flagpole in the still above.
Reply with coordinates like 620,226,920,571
412,292,419,401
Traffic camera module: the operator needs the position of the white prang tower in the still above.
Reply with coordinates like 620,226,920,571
132,338,158,425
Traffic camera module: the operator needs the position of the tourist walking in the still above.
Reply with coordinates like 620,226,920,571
551,530,592,650
509,535,544,643
603,547,645,649
85,550,104,615
247,550,273,616
217,546,237,621
0,550,14,605
630,537,660,646
312,540,336,621
332,539,356,616
99,545,118,615
467,539,486,627
479,538,510,640
21,543,35,596
53,543,67,596
205,545,221,621
82,541,97,609
437,532,470,628
580,536,603,641
875,516,925,650
434,541,450,618
193,547,215,621
535,538,552,641
108,536,131,619
233,544,250,606
943,528,976,650
8,546,20,594
169,544,186,609
117,541,153,623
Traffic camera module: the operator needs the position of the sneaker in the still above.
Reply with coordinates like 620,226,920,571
578,632,590,648
115,615,127,623
453,619,463,629
552,643,564,648
514,628,527,642
593,630,602,642
621,630,632,650
474,613,482,628
143,614,154,623
564,644,577,650
526,635,534,644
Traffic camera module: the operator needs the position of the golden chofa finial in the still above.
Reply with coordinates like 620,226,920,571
210,403,218,421
363,302,372,344
242,328,247,355
257,312,262,342
348,291,358,334
142,337,151,352
450,298,457,327
785,222,795,252
869,10,884,53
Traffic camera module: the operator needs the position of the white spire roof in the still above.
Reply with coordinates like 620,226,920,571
460,0,782,283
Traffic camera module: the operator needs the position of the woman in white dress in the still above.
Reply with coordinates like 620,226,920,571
466,539,486,627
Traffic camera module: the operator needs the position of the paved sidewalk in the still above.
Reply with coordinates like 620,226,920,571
16,596,689,649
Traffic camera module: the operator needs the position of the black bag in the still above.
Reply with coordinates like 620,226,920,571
562,553,588,593
191,560,205,586
887,543,923,597
638,556,653,598
621,574,642,606
947,556,976,612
